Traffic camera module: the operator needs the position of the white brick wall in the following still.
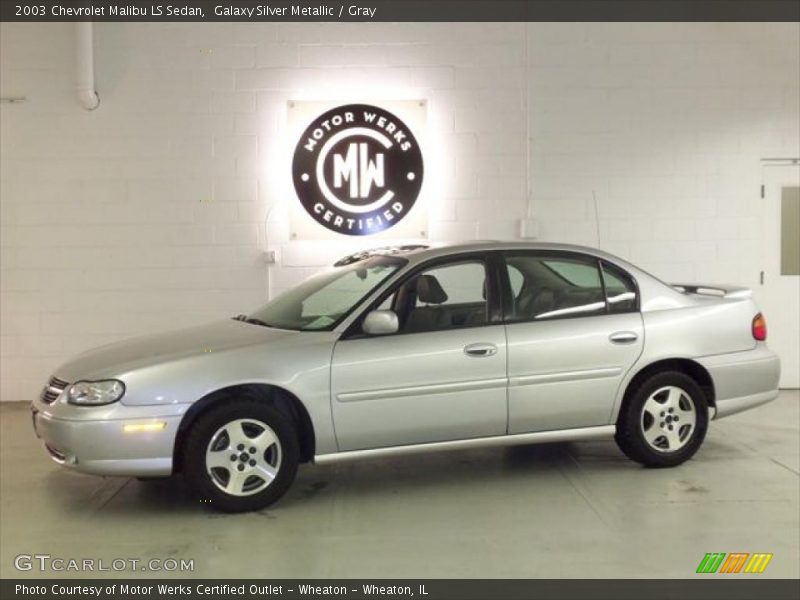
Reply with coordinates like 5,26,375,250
1,22,798,401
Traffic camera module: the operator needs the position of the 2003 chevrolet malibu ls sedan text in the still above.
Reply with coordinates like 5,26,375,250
32,242,780,512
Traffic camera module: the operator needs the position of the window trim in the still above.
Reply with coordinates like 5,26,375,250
498,250,640,324
341,251,505,339
598,259,641,314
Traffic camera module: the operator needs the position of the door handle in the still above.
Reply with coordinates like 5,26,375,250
609,331,638,344
464,343,498,357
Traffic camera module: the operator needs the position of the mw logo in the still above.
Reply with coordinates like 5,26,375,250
333,142,385,199
696,552,773,574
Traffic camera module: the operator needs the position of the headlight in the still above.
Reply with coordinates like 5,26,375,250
67,380,125,406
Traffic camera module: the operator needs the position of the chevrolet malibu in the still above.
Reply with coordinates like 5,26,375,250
32,242,780,512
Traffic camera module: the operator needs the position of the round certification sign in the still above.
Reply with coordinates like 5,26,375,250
292,104,424,236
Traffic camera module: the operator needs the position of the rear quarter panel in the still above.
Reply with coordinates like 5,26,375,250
643,298,758,358
609,297,759,421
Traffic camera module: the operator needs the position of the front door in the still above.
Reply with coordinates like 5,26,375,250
331,257,508,451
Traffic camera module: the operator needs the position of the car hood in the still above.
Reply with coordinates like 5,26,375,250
55,319,297,382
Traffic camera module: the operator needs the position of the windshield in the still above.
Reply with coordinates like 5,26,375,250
247,256,405,331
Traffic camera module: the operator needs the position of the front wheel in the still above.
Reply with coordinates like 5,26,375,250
615,371,709,467
182,398,299,512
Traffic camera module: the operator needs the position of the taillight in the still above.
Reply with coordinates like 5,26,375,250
752,313,767,341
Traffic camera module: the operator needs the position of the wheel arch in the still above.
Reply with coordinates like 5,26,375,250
172,383,316,473
616,358,716,423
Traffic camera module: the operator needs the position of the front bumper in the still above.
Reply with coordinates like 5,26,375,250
31,392,190,477
697,344,781,420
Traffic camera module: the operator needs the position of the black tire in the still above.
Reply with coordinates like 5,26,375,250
182,397,299,512
615,371,709,467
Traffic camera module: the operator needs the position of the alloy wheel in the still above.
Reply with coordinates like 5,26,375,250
640,385,697,453
205,418,282,497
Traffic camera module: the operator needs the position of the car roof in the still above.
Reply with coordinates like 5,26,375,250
335,240,635,268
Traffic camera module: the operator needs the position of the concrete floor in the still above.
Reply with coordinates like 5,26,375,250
1,392,798,579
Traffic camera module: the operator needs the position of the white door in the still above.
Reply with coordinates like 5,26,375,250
758,164,800,388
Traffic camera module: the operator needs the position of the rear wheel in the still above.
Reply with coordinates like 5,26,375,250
615,371,708,467
182,398,299,512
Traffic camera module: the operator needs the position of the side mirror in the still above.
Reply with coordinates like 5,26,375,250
362,310,399,336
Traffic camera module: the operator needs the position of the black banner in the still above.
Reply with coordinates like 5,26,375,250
1,0,799,23
3,579,800,600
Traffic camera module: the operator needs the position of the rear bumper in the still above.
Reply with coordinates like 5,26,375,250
31,395,188,477
697,345,781,419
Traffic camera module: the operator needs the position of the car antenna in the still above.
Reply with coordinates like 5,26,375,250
592,189,601,249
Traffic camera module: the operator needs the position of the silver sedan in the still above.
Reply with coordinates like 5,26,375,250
31,242,780,512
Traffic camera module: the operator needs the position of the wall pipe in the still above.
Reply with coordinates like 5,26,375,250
76,22,100,110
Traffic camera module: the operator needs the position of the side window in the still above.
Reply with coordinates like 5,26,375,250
601,261,638,313
505,253,606,321
395,261,488,333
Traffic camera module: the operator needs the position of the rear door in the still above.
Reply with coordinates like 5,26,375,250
502,251,644,433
